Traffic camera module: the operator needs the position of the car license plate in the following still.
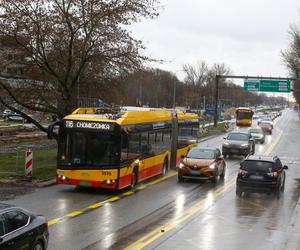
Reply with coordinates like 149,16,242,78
230,149,239,153
250,175,263,180
189,169,200,175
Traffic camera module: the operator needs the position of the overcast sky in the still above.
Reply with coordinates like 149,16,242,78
130,0,300,85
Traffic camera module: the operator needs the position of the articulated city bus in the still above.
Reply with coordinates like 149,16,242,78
48,107,199,190
236,107,254,126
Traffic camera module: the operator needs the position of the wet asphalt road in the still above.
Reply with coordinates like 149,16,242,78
4,109,300,250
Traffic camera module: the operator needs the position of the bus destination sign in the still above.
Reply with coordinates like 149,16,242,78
64,120,114,131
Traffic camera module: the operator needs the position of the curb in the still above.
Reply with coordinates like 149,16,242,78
280,196,300,250
36,179,56,188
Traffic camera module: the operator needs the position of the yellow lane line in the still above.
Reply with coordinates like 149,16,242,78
67,211,82,217
106,196,121,202
48,171,177,227
88,203,103,209
124,179,236,250
48,219,60,226
264,131,283,156
123,191,134,196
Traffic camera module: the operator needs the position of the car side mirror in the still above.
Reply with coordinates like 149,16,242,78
283,165,288,170
218,156,223,160
223,136,226,139
181,155,185,159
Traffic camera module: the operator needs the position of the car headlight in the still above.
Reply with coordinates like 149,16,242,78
241,143,249,147
223,142,230,146
178,162,185,169
209,163,216,169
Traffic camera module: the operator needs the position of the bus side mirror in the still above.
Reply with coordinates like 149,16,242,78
283,165,288,170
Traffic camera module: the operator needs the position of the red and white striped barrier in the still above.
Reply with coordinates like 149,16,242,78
25,150,33,177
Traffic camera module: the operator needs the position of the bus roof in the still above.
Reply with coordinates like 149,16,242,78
63,107,198,126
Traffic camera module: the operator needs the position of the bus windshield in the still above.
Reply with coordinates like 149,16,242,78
58,131,120,167
236,111,253,120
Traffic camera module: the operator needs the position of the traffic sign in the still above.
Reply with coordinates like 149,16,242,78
244,80,260,91
244,79,291,93
260,80,290,92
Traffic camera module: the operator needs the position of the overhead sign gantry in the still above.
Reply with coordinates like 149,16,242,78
213,75,297,126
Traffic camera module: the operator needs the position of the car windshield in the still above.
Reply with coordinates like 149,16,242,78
241,161,274,173
186,148,216,159
227,133,249,141
249,129,262,134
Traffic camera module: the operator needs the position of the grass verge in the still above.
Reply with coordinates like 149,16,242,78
0,148,57,181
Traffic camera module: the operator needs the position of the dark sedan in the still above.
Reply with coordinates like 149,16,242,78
222,132,255,157
236,155,288,198
178,147,226,183
0,203,49,250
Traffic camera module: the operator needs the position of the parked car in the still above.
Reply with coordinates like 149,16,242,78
3,113,24,122
248,127,265,144
0,203,49,250
236,155,288,198
222,132,255,157
259,121,273,134
178,147,226,182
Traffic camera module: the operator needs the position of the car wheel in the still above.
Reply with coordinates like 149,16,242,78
178,174,184,182
274,189,280,199
236,187,242,197
130,170,138,189
220,164,226,179
162,159,168,176
281,178,285,192
33,241,44,250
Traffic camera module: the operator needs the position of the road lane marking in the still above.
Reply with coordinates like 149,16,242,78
48,219,60,226
106,196,121,202
264,131,283,156
88,203,103,209
48,171,177,227
123,191,134,196
124,179,236,250
67,211,82,217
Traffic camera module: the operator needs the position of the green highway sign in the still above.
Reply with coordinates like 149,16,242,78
244,80,260,91
244,79,291,93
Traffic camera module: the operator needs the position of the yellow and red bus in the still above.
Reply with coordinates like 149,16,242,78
48,107,199,190
236,107,254,126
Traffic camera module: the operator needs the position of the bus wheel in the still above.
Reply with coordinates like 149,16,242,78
130,169,138,189
162,159,168,176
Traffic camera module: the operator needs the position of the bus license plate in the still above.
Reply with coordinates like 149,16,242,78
79,182,91,187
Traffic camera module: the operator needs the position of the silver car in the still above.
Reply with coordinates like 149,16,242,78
248,127,265,144
222,132,255,157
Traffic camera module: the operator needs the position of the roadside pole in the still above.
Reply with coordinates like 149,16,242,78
170,110,178,169
214,75,219,127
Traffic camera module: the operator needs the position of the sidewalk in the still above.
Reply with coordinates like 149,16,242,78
281,197,300,250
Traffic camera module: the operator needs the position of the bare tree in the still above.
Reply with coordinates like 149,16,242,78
0,0,160,132
282,25,300,104
182,61,208,86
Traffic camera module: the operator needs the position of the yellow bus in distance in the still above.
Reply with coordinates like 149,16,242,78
236,107,254,126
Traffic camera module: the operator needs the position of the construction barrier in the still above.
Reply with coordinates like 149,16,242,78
25,150,33,177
